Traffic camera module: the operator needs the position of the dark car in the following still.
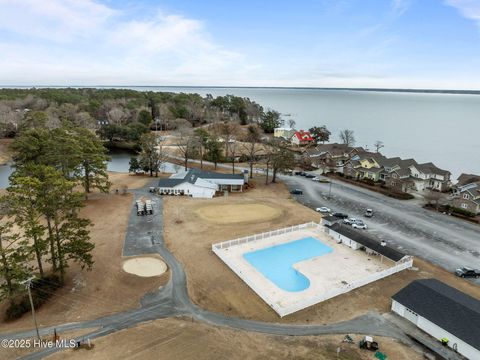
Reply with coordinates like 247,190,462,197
332,212,348,219
299,172,307,176
305,173,316,178
294,171,303,176
455,267,480,278
290,189,303,195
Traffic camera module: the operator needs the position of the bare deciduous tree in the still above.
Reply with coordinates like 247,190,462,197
339,129,355,147
374,140,384,153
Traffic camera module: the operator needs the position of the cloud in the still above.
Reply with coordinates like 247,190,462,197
445,0,480,23
391,0,411,16
0,0,249,85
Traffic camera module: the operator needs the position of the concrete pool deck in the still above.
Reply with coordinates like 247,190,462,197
213,223,406,317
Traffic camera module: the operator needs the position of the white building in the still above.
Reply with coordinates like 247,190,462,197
157,168,246,198
273,127,295,140
392,279,480,360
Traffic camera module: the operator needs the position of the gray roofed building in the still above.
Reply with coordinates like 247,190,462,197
392,279,480,359
327,223,406,262
457,173,480,187
157,168,246,198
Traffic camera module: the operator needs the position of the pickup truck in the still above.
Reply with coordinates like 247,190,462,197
455,267,480,278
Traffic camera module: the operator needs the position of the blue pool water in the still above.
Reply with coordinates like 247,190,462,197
243,237,333,292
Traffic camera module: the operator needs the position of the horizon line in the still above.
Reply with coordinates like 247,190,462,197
1,85,480,95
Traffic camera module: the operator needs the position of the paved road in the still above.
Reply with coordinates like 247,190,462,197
1,178,411,360
282,174,480,279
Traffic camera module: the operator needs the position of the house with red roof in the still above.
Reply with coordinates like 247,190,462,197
291,130,314,146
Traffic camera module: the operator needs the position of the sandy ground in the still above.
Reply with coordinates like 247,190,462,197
47,318,424,360
195,203,283,224
0,174,169,332
0,138,13,165
123,256,168,277
163,176,480,324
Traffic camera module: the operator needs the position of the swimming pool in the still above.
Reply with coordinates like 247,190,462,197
243,237,333,292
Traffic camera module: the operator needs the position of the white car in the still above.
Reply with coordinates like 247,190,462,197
316,207,331,213
352,220,367,229
312,177,320,181
343,217,356,225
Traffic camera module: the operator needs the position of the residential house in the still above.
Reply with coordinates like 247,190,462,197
306,143,365,174
409,162,451,191
291,130,315,146
456,173,480,187
273,127,295,140
392,279,480,360
451,182,480,214
157,168,246,198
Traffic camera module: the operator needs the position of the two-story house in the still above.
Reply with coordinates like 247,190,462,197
291,130,315,146
409,162,451,191
306,143,365,174
451,182,480,214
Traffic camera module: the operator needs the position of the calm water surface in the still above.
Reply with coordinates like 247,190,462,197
130,86,480,179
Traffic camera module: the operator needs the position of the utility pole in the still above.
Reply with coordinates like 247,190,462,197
20,277,41,341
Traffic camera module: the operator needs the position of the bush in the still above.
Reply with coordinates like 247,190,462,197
4,274,62,321
451,207,476,218
361,178,375,186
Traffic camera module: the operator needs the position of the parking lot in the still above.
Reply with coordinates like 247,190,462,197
283,173,480,284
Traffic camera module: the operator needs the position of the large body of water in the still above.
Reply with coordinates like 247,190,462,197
128,86,479,179
0,152,180,188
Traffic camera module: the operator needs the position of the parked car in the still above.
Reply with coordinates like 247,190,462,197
305,173,316,178
455,267,480,278
318,178,330,183
316,207,330,213
332,212,348,219
352,220,367,229
312,177,321,181
365,208,374,217
299,172,307,176
343,218,356,225
290,189,303,195
294,171,303,176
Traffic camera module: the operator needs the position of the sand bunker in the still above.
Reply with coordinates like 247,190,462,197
195,203,282,224
123,257,167,277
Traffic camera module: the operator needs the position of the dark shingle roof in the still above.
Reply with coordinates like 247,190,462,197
158,168,244,188
415,162,451,176
188,168,244,180
392,279,480,351
457,173,480,186
327,223,406,262
157,178,186,188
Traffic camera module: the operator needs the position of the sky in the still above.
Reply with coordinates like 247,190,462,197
0,0,479,89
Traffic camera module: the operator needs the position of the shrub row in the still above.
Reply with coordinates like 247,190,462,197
5,275,62,321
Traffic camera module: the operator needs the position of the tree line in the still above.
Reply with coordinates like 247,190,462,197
0,122,110,318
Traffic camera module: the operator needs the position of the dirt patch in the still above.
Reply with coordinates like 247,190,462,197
0,138,13,165
163,177,480,325
0,191,169,332
107,172,169,191
195,203,283,224
47,318,424,360
123,256,167,277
